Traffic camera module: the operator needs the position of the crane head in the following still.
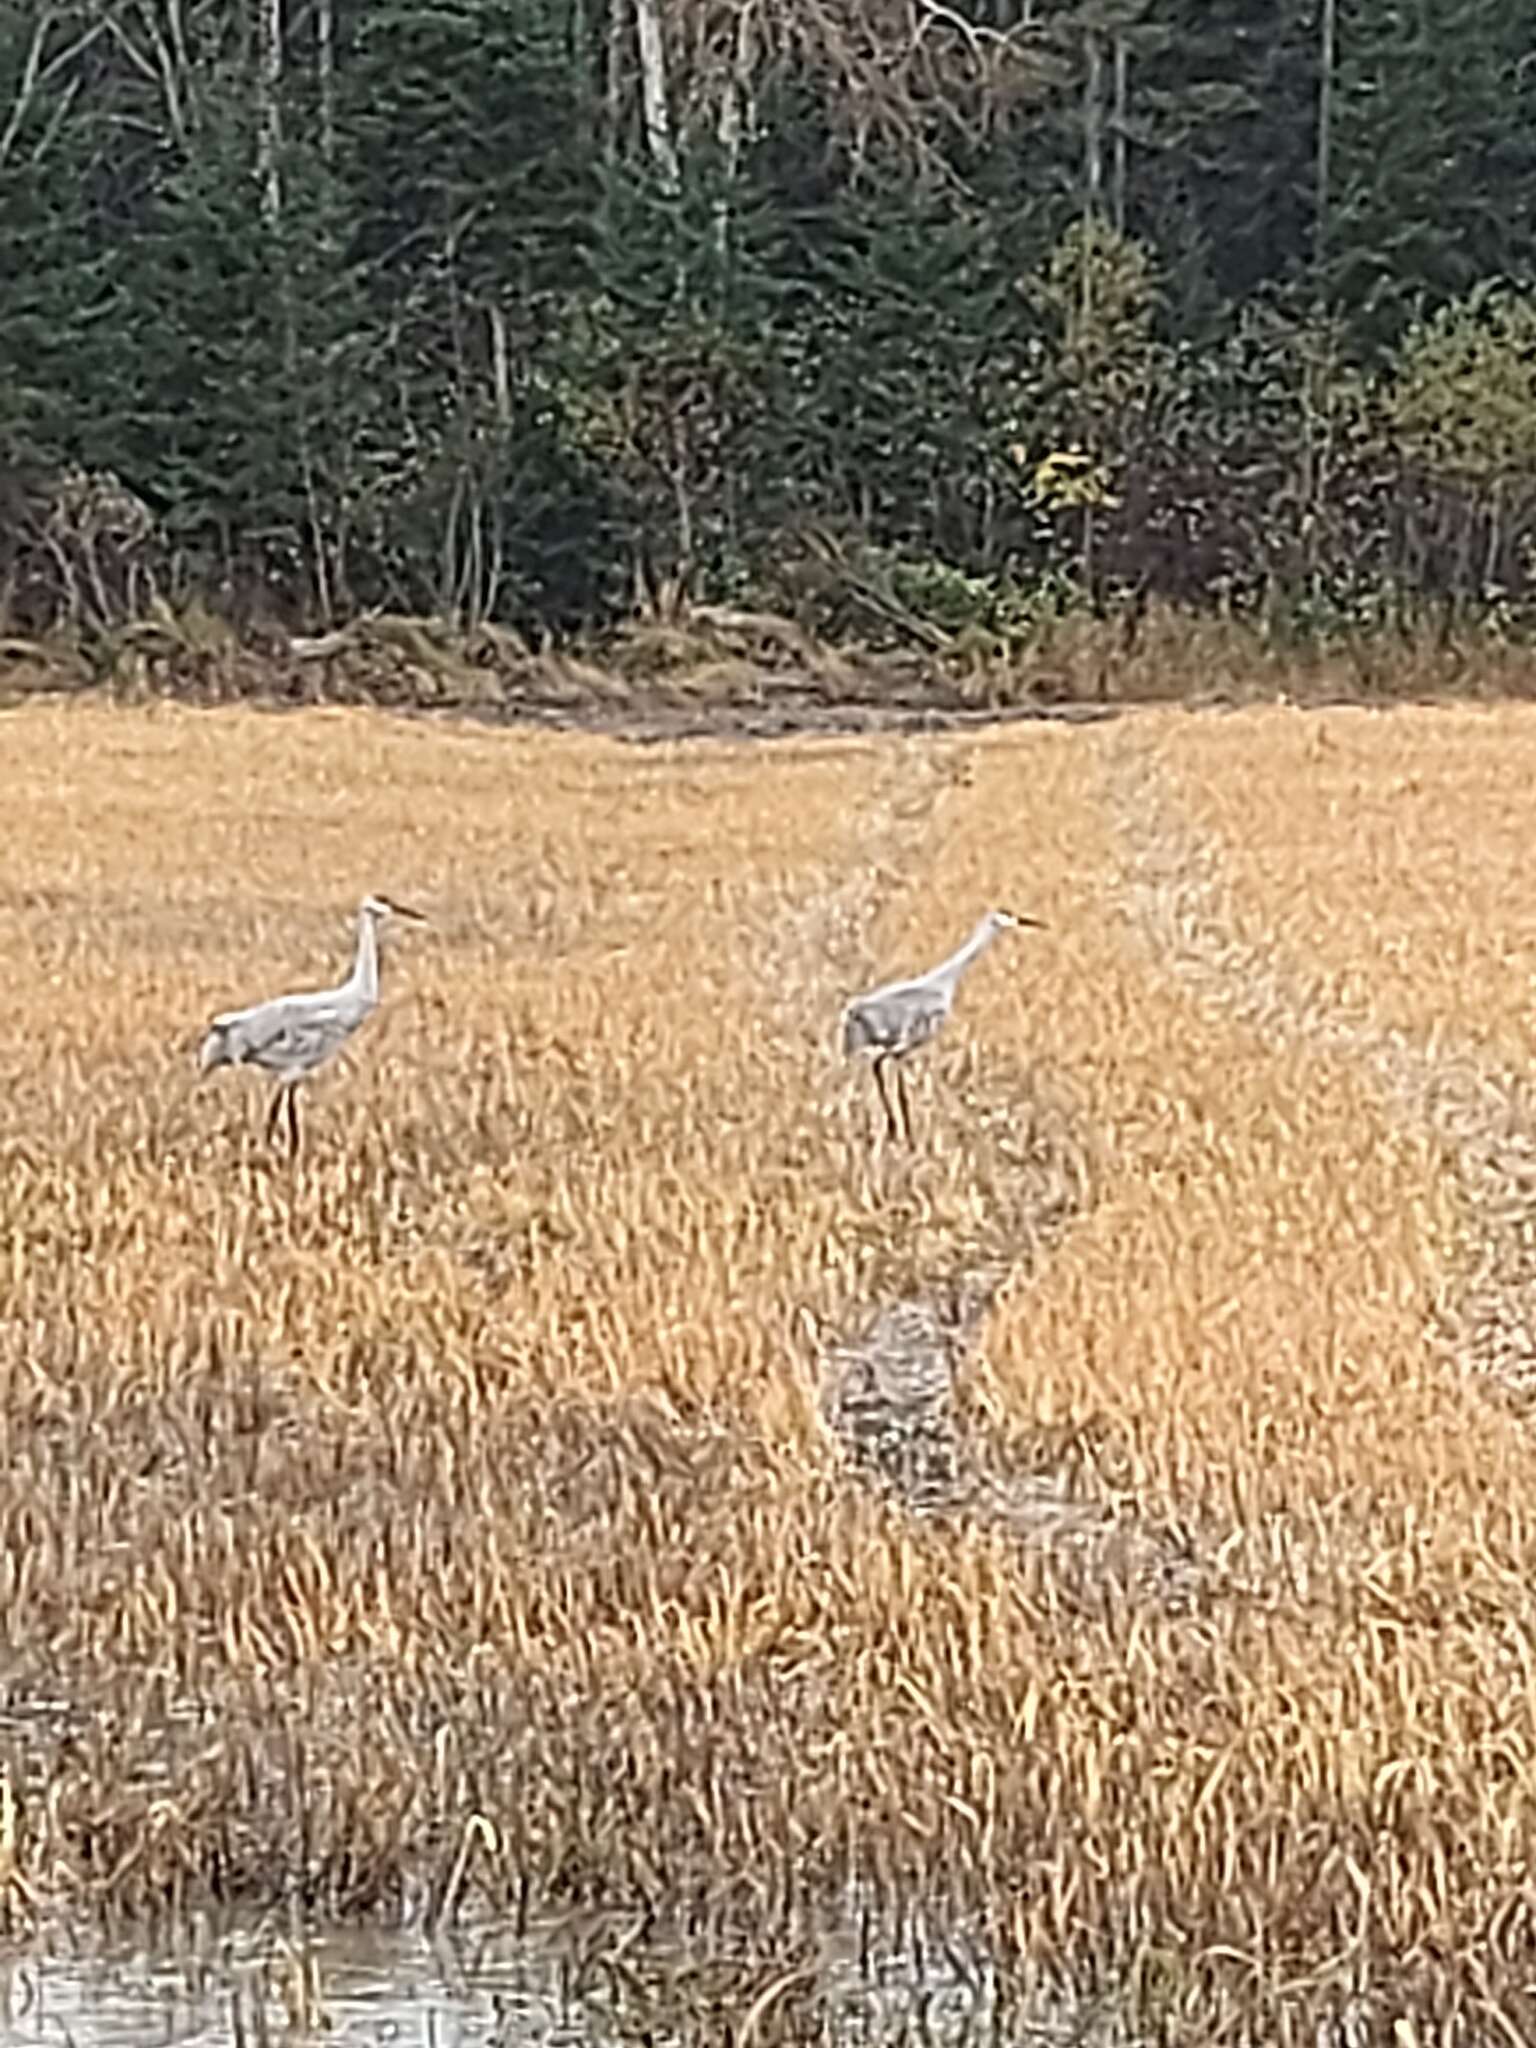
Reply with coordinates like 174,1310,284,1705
992,907,1046,933
361,893,428,925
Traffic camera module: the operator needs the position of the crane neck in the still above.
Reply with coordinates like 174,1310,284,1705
347,910,382,1005
931,918,1001,989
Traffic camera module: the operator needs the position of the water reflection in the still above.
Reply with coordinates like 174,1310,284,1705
0,1906,1035,2047
4,1923,588,2046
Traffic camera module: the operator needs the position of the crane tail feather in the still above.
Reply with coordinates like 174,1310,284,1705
198,1025,232,1074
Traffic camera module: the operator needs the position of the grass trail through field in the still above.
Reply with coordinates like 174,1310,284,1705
1108,731,1536,1414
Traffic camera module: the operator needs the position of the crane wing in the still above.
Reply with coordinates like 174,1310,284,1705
843,980,948,1056
213,989,372,1071
892,985,949,1051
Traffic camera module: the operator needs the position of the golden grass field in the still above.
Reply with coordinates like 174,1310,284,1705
6,697,1536,2041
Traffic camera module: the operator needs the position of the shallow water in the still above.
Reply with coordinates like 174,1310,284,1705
5,1925,584,2046
1,1909,1026,2047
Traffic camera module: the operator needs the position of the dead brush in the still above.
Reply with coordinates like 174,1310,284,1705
10,698,1536,2038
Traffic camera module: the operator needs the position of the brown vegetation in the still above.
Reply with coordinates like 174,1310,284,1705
10,601,1536,744
4,698,1536,2040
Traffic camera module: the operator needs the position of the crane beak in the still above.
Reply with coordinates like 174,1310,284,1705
386,899,429,924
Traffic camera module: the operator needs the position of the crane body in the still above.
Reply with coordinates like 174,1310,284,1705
199,893,425,1152
841,909,1042,1141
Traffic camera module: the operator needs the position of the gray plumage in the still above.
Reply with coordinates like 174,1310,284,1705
199,892,426,1152
841,908,1043,1141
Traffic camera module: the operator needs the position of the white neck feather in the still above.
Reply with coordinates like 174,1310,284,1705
930,917,1000,988
347,910,381,1004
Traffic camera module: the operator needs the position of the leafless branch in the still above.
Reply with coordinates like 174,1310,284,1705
647,0,1056,177
130,0,192,145
911,0,1010,57
103,11,156,81
30,70,83,161
0,5,114,169
0,6,55,168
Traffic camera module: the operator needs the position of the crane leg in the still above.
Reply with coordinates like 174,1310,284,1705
894,1063,915,1146
873,1056,901,1141
264,1088,285,1147
285,1086,302,1157
886,1060,914,1145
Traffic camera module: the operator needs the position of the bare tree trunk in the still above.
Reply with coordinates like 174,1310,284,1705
489,305,512,428
1298,321,1336,596
315,0,334,164
1111,33,1127,233
667,407,694,609
1082,21,1103,215
1079,22,1102,346
256,0,283,223
1314,0,1335,291
1081,499,1095,604
482,303,513,625
602,0,625,158
1486,482,1503,591
161,0,192,144
717,0,756,169
255,0,332,618
633,0,679,188
163,0,191,103
713,2,756,259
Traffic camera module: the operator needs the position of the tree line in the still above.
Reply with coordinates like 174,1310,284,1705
2,0,1535,651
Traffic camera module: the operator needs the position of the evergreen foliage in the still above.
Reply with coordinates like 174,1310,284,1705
2,0,1534,641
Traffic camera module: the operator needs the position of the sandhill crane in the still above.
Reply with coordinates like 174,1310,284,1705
841,909,1043,1142
198,893,427,1154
